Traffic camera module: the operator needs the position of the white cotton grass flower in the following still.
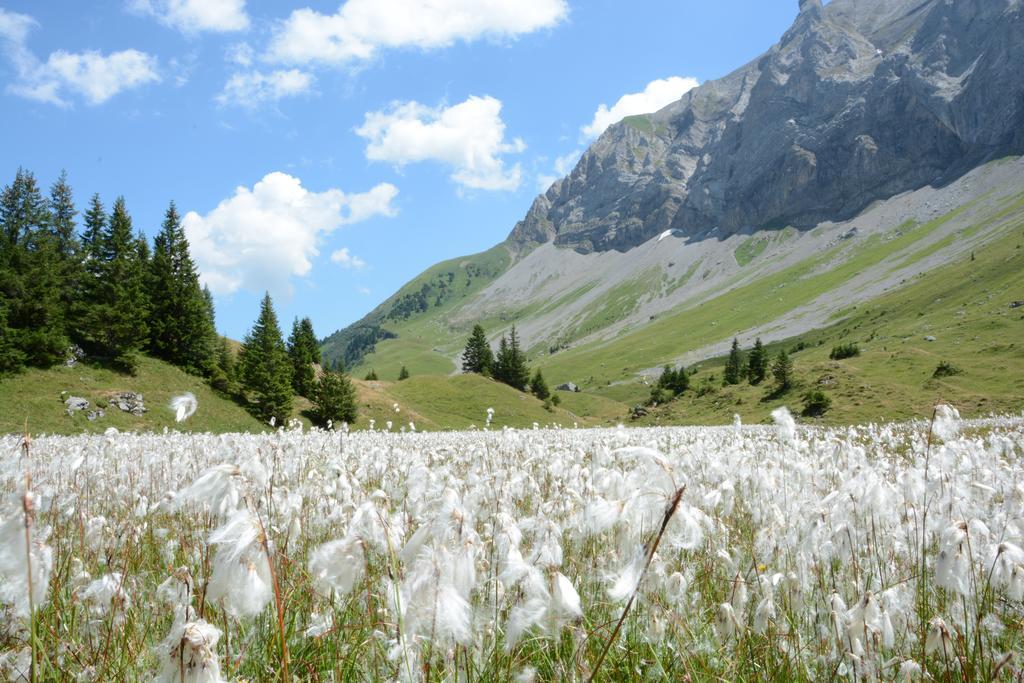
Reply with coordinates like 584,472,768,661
899,660,923,681
715,603,740,641
304,612,332,639
155,606,226,683
174,464,242,518
925,617,952,656
0,496,53,618
771,406,796,444
170,392,198,422
205,509,273,619
156,566,194,607
932,404,961,442
78,573,131,624
608,547,646,602
308,537,365,598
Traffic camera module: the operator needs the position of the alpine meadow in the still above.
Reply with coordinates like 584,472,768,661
1,0,1023,681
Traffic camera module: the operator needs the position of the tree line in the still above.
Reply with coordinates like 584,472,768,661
460,323,557,407
0,167,356,428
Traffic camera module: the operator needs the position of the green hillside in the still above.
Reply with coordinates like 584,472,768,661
320,243,512,376
0,355,266,435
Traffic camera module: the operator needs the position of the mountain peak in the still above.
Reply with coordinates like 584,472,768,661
506,0,1024,254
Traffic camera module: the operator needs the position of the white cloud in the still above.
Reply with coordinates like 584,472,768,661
0,9,159,106
127,0,249,33
217,69,314,107
357,95,525,191
330,247,367,270
183,172,398,297
581,76,699,140
266,0,567,66
226,42,254,67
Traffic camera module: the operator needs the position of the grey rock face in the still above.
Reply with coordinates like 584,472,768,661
509,0,1024,254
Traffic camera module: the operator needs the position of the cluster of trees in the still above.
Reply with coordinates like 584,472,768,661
461,324,557,406
0,168,222,376
723,337,793,391
237,295,357,428
0,168,356,429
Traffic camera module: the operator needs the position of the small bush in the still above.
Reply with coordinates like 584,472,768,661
802,390,832,417
790,341,811,354
550,393,561,406
829,343,861,360
696,380,717,398
932,361,962,378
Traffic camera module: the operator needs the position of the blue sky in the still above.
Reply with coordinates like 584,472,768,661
0,0,797,341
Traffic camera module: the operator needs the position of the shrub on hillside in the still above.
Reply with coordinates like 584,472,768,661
802,390,832,417
932,361,962,378
829,343,861,360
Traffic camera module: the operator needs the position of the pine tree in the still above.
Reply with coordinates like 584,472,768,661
747,337,769,385
48,171,83,338
493,325,530,391
0,169,68,366
147,202,216,375
364,369,378,381
312,365,357,427
461,324,494,375
723,337,744,386
81,194,106,263
0,302,24,374
83,197,150,372
530,368,550,400
287,317,319,397
772,349,794,392
211,335,236,393
239,293,293,425
398,365,410,381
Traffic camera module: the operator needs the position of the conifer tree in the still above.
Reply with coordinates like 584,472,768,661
48,171,83,336
461,324,494,375
83,197,150,372
723,337,744,386
239,292,293,424
312,364,357,427
287,317,319,397
364,369,378,381
148,202,216,375
398,365,410,381
772,349,794,392
493,325,530,391
0,302,24,374
0,169,68,366
81,194,106,263
530,368,550,401
747,337,769,385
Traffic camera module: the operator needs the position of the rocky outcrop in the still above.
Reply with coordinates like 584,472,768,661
509,0,1024,253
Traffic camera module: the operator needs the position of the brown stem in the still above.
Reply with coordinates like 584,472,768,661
586,486,685,683
254,510,290,681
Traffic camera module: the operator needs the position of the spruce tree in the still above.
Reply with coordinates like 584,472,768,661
83,197,150,372
747,337,769,385
48,171,83,338
772,349,794,392
0,302,24,374
239,293,293,425
211,335,236,393
398,365,410,381
723,337,744,386
461,324,494,375
312,365,357,427
530,368,550,400
364,369,378,381
287,317,319,397
81,194,106,263
494,325,530,391
147,202,216,375
0,169,68,366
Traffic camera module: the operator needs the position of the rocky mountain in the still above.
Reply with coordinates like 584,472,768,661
510,0,1024,253
322,0,1024,390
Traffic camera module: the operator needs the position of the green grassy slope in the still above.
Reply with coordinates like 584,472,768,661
534,191,1020,398
0,355,267,435
632,223,1024,425
321,244,512,378
354,373,606,430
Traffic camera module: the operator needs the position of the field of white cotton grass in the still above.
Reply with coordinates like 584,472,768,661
1,406,1023,682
